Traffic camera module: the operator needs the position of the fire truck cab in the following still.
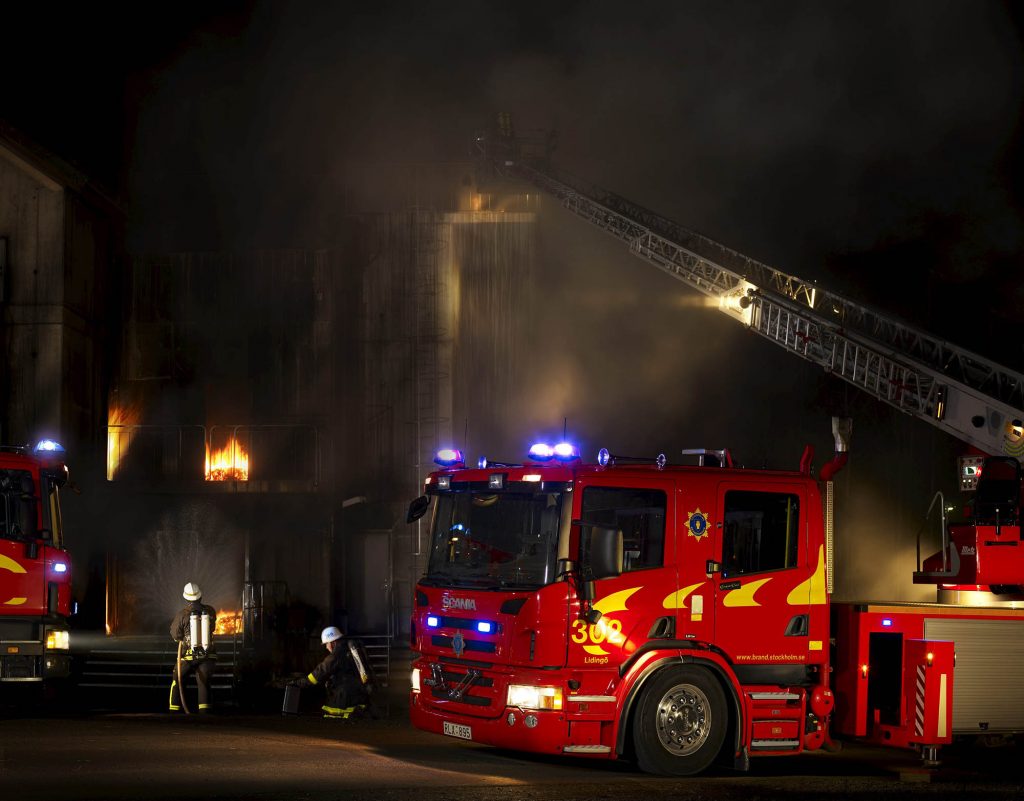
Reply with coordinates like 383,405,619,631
0,440,74,688
408,441,841,775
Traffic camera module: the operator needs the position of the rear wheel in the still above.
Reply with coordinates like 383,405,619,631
632,665,727,776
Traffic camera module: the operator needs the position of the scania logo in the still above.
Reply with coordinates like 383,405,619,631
441,592,476,611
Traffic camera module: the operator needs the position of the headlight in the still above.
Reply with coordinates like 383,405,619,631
46,630,70,650
507,684,563,710
411,667,421,694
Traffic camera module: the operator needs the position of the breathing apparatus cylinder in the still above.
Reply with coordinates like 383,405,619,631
188,612,211,655
348,640,370,685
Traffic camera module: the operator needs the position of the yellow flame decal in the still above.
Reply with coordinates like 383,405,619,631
593,587,642,615
0,554,27,574
3,597,28,605
722,578,771,607
786,545,827,606
578,587,641,656
662,582,704,609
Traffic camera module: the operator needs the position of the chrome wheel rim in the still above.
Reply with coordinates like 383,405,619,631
655,682,712,756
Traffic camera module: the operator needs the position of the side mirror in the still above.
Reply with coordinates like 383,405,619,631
578,579,602,624
580,526,623,581
406,495,431,524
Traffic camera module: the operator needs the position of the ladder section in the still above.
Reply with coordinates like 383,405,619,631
496,156,1024,456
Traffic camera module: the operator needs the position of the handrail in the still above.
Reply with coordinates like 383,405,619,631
916,491,949,574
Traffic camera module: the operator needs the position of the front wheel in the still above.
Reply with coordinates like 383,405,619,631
632,664,728,776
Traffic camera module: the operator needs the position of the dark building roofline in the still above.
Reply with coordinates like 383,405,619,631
0,118,124,218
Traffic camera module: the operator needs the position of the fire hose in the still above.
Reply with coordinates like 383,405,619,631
176,640,191,715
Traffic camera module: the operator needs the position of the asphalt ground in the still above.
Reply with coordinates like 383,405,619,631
2,680,1023,801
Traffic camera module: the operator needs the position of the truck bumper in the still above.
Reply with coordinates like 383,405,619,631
0,648,70,681
411,692,592,756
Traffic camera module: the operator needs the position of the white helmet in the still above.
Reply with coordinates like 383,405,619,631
183,582,202,602
321,626,343,644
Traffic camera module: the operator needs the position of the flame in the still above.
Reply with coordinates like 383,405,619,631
205,436,249,481
106,399,140,480
214,609,243,635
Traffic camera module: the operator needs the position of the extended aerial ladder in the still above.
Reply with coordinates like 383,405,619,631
475,119,1024,463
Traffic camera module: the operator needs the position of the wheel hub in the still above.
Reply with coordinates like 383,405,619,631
655,683,711,756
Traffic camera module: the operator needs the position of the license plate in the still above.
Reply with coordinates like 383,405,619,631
443,721,472,740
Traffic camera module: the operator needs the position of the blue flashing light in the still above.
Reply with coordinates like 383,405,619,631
426,615,440,628
52,562,68,574
434,448,465,467
478,456,488,469
477,621,493,634
553,442,579,461
34,439,65,455
597,448,611,467
528,443,554,461
881,618,893,628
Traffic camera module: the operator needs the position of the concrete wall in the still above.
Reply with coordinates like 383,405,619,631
0,143,66,443
0,139,118,468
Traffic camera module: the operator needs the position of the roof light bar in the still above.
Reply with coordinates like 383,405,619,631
553,442,579,461
528,443,554,462
529,442,580,462
434,448,465,468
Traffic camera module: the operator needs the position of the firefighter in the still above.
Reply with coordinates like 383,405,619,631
292,625,375,719
169,582,218,714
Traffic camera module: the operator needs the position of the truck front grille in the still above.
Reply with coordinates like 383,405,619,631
431,635,496,654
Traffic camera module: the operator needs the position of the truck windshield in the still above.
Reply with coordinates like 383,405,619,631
425,491,563,590
0,469,38,541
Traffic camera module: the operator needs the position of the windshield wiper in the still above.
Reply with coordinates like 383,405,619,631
496,578,542,590
421,573,495,589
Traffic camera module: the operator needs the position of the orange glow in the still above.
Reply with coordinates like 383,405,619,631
215,609,243,635
106,400,140,480
205,436,249,481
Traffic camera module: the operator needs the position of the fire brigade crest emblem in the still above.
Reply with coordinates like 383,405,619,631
686,508,709,540
452,631,465,658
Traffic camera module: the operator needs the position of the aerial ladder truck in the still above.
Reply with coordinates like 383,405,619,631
404,118,1024,775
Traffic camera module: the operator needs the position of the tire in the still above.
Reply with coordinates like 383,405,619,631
632,664,728,776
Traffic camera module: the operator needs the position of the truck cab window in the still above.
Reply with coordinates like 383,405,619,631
0,469,37,541
42,477,64,548
722,490,800,576
581,486,666,572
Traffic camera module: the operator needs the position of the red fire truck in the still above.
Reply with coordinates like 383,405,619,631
0,440,74,689
405,127,1024,774
407,433,1023,775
